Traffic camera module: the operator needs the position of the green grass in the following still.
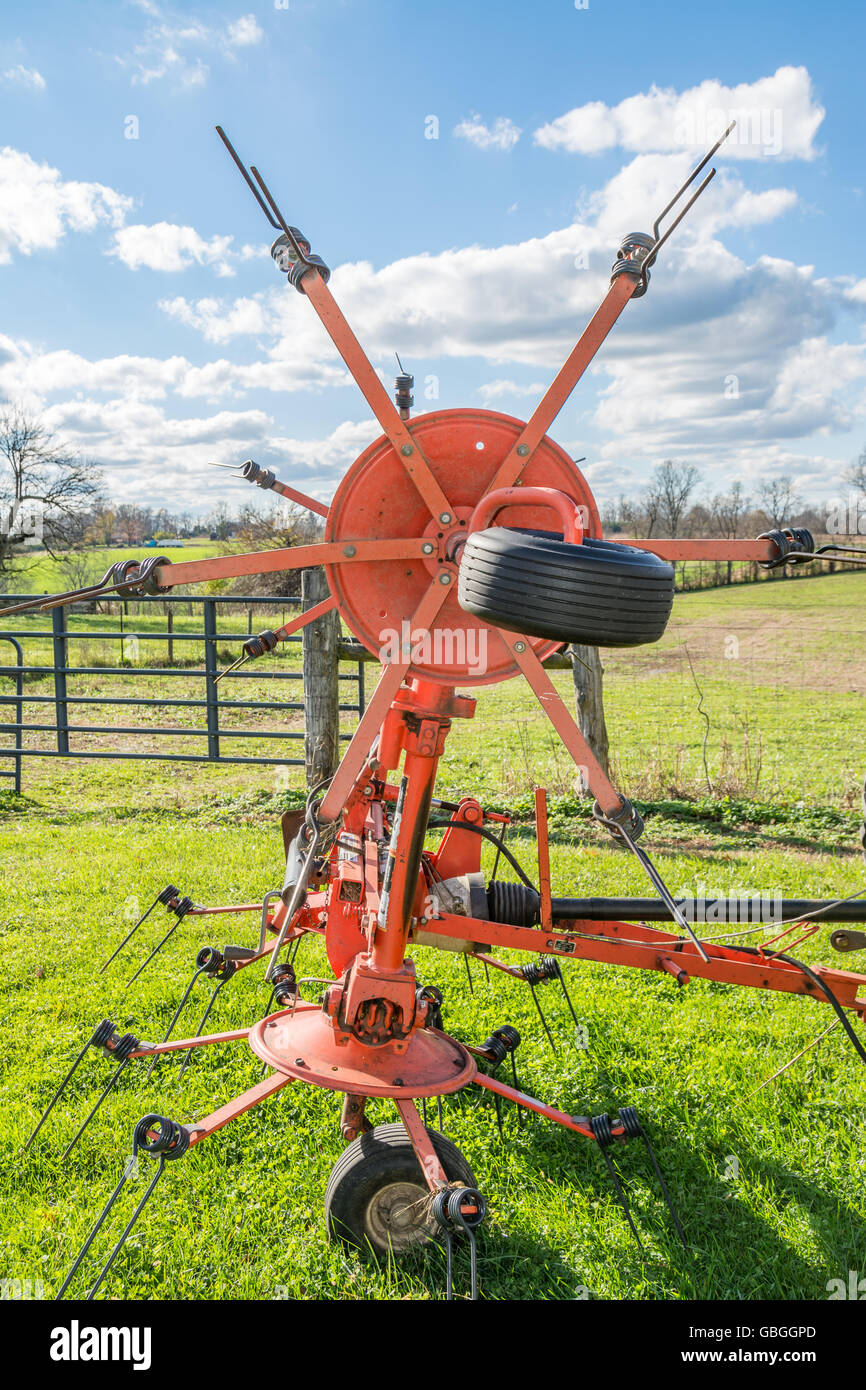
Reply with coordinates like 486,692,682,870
1,569,865,1300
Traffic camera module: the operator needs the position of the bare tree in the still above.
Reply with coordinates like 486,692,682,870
0,406,102,578
757,475,801,528
654,460,700,537
842,450,866,497
710,481,749,583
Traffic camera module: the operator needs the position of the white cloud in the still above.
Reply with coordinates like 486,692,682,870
159,293,270,338
111,223,236,273
534,66,824,160
36,392,373,511
477,380,547,402
454,114,521,152
0,333,348,408
226,15,263,47
0,146,131,265
118,5,264,88
1,64,46,91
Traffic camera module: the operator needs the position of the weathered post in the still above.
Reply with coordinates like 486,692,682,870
569,643,610,791
302,567,341,788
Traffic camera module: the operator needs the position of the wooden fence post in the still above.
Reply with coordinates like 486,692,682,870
302,567,341,789
569,643,610,791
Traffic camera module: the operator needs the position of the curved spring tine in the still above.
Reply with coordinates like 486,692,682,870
215,126,280,229
528,982,558,1057
100,895,164,974
598,1147,643,1249
557,969,580,1031
145,963,210,1080
23,1038,94,1149
126,906,191,989
176,974,234,1083
55,1153,141,1299
250,165,313,267
640,1132,689,1251
651,121,736,243
85,1159,166,1301
61,1059,130,1161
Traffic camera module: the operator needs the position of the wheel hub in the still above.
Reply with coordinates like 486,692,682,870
364,1180,433,1251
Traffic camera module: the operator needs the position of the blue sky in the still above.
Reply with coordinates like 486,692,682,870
1,0,865,515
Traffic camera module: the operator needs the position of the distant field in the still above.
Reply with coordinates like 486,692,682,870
5,543,224,596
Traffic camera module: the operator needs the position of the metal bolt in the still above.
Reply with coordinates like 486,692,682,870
517,444,529,456
295,1058,305,1066
343,544,356,557
421,542,434,554
514,640,526,652
401,444,413,456
439,572,451,584
439,512,452,525
362,785,373,796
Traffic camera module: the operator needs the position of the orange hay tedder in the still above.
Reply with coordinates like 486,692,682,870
16,122,866,1300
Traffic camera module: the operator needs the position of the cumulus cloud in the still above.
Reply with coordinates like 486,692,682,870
454,114,521,152
0,146,131,265
534,66,824,160
37,393,374,511
111,223,236,274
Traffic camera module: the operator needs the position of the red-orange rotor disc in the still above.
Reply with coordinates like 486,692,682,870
324,407,600,686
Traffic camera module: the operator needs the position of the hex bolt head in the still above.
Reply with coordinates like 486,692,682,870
421,542,434,554
400,444,413,456
343,544,357,557
514,640,526,652
439,512,452,525
438,572,452,584
517,444,530,456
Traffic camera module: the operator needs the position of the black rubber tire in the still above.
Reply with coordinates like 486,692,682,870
458,526,675,646
325,1122,476,1257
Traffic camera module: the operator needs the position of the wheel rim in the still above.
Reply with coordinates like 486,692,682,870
363,1180,434,1252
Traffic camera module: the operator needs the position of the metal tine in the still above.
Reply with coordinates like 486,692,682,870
176,972,234,1082
100,889,175,975
56,1150,167,1301
528,982,558,1057
23,1021,113,1150
0,570,123,618
598,1146,644,1250
213,652,250,686
60,1060,131,1161
645,169,717,273
144,960,210,1080
55,1153,143,1299
557,967,580,1032
215,126,280,229
651,120,736,243
83,1160,166,1301
463,953,474,995
642,1136,689,1251
126,901,192,989
249,165,313,268
619,1107,688,1250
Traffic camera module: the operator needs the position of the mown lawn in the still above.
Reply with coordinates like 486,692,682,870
0,570,865,1300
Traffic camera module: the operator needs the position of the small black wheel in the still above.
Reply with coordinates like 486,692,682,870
325,1122,476,1257
458,526,674,647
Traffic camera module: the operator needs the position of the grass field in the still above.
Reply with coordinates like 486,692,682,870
1,571,865,1301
